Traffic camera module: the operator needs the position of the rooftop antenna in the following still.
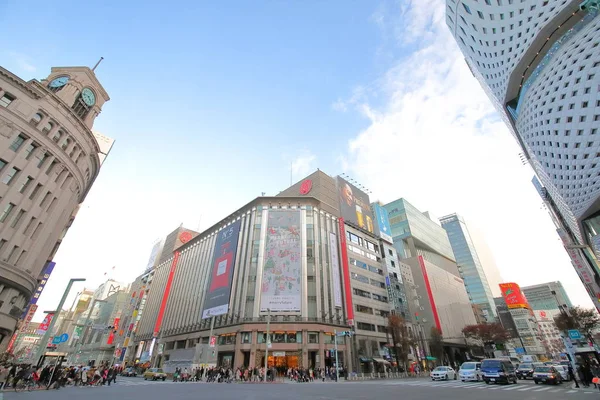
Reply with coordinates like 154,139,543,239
92,57,104,72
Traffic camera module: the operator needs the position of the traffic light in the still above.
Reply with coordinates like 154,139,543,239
415,312,419,321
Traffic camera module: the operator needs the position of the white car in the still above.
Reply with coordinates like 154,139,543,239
431,366,457,381
552,365,569,381
459,362,482,382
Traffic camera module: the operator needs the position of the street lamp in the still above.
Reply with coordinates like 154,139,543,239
34,278,86,367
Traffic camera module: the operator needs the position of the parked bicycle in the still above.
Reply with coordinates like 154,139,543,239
14,378,38,392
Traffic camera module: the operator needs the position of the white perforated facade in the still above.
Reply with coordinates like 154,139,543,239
447,0,600,305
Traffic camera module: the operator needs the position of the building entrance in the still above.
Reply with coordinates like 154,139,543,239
268,355,299,369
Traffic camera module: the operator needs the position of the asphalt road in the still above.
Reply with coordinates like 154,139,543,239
1,377,597,400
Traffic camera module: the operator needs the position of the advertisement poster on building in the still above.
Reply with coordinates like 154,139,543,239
328,232,343,308
260,210,302,312
36,313,54,335
144,240,164,273
19,304,38,333
21,261,56,318
73,326,83,339
336,177,375,234
499,282,530,309
372,203,392,243
201,219,242,319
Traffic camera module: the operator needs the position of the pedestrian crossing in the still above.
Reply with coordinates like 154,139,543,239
376,379,599,395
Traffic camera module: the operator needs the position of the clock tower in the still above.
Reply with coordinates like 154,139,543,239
40,66,110,130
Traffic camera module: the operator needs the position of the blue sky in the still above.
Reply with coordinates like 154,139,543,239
1,0,593,318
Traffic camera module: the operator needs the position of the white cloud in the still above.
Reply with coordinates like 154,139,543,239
339,0,593,307
291,151,317,180
8,52,37,73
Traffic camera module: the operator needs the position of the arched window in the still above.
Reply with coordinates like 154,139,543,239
61,137,71,151
42,121,54,134
52,130,63,143
30,112,43,126
69,146,78,158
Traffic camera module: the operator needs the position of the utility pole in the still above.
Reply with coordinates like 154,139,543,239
34,278,85,367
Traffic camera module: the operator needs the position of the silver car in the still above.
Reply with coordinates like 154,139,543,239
552,365,569,381
459,362,482,382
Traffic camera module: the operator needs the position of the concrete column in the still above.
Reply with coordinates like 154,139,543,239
234,331,244,369
249,329,258,368
318,330,325,368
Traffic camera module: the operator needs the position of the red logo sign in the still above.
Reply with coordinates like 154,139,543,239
540,311,547,318
299,179,313,195
209,336,217,347
179,231,192,243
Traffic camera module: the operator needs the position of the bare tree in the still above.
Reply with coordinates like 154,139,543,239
429,327,444,365
387,314,416,372
554,307,600,339
462,323,510,357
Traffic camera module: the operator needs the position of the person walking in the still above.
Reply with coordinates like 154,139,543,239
568,364,581,388
6,365,17,388
0,365,9,390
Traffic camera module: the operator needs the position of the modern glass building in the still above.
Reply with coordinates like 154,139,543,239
521,281,573,312
440,213,497,320
384,198,476,358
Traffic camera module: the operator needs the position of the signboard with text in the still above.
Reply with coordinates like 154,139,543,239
499,282,530,309
201,219,242,319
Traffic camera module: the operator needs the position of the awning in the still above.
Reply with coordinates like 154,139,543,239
373,357,390,365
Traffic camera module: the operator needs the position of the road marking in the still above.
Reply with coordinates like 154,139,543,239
501,385,520,390
533,387,552,391
566,390,577,393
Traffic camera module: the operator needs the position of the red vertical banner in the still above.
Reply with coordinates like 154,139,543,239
338,218,354,325
418,255,442,333
5,331,19,354
107,331,115,345
153,251,180,337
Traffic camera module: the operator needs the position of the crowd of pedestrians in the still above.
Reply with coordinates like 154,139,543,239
165,365,345,384
0,362,123,391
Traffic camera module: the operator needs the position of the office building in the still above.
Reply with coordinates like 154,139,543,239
384,198,476,365
121,227,199,365
494,297,518,342
499,283,545,355
130,170,406,373
440,213,497,321
533,309,565,357
446,1,600,306
521,281,573,312
72,288,129,365
0,65,113,349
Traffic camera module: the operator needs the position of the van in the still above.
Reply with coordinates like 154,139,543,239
481,358,518,385
498,356,521,367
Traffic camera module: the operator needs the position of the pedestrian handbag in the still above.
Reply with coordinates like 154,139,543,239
592,377,599,385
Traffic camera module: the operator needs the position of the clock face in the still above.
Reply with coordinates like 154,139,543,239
81,88,96,106
49,76,69,88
